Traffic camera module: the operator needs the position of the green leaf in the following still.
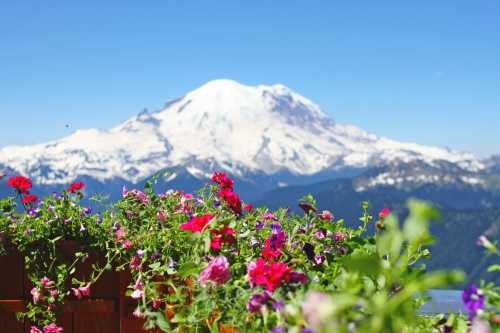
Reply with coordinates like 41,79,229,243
487,264,500,272
178,261,198,278
343,249,381,276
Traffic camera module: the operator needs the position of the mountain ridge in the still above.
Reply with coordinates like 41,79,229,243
0,79,485,190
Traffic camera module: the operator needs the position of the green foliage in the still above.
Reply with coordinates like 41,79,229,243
0,175,498,332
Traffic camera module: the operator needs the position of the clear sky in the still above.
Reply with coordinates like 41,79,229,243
1,1,499,157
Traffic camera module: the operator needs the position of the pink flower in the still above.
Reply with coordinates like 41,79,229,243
122,239,133,250
157,211,168,222
72,287,82,299
263,212,277,221
131,289,144,299
334,231,345,241
115,228,126,241
318,210,333,221
129,255,142,271
131,278,144,299
30,326,43,333
79,283,91,297
198,256,231,287
180,214,214,233
379,208,391,219
469,319,491,333
244,204,253,212
133,307,144,318
40,277,53,287
50,289,59,297
31,287,43,303
42,323,63,333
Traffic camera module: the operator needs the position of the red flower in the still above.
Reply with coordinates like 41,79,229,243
379,207,391,219
248,259,293,292
7,176,32,194
244,204,253,212
68,181,85,193
180,214,214,233
210,226,236,250
22,194,38,204
217,188,242,215
211,172,234,190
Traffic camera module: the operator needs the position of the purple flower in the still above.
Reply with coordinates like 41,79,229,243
270,327,286,333
83,207,92,215
151,251,161,261
247,291,272,312
137,249,145,258
314,255,326,265
288,271,308,284
462,284,485,320
315,230,326,239
272,298,285,312
302,329,315,333
270,223,282,234
256,220,264,230
28,208,39,217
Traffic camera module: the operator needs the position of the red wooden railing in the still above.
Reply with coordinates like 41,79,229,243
0,249,160,333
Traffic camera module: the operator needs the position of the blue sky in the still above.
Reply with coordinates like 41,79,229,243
1,1,499,157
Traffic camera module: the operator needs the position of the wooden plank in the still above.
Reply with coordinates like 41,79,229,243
0,299,117,313
73,312,119,333
0,251,24,298
0,311,24,333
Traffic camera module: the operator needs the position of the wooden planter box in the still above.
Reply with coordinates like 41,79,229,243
0,244,161,333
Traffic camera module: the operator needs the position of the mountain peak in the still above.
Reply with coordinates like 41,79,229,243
0,80,483,185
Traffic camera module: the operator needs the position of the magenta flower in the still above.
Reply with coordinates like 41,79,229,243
72,287,82,299
198,256,231,287
79,283,91,297
40,277,53,287
42,323,63,333
30,326,43,333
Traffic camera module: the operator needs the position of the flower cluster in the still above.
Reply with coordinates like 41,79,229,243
1,172,496,333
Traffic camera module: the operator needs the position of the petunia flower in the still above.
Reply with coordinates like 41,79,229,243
379,207,391,219
198,256,231,287
7,175,32,194
462,284,485,320
22,194,38,205
180,214,214,233
67,181,85,193
42,324,63,333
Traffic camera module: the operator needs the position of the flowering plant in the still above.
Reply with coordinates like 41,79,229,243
0,172,498,332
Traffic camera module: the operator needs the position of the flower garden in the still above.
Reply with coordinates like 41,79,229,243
0,172,498,333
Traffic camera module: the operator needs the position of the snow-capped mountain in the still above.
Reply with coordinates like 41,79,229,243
0,79,484,191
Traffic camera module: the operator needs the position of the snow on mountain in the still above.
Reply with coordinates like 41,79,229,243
0,79,483,185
